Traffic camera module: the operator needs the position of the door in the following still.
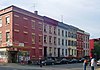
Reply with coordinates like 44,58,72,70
58,48,60,57
8,51,18,63
44,47,47,57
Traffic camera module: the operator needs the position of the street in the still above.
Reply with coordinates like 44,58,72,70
0,63,99,70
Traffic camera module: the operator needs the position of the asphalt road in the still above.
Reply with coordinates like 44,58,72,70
0,63,99,70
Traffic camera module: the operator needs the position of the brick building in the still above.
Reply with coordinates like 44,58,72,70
0,5,90,63
0,5,43,63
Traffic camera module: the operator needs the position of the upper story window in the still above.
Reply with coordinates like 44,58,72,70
58,38,60,45
65,40,67,46
62,39,64,46
49,25,52,34
62,30,64,37
0,18,2,27
0,33,2,41
65,31,67,37
44,35,47,43
54,27,56,35
44,24,47,32
68,40,70,46
31,20,35,29
58,29,60,36
6,16,10,25
49,36,52,44
54,37,56,45
39,35,42,44
38,22,43,31
6,32,10,42
68,32,70,37
32,33,35,44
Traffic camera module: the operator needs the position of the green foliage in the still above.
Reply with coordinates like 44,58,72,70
94,42,100,57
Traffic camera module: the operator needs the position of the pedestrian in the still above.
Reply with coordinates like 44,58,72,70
27,55,31,64
39,58,43,67
90,58,96,70
83,59,88,70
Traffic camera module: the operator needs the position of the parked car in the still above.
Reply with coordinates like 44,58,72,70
97,59,100,66
60,58,70,64
55,58,70,64
41,58,55,66
69,59,78,63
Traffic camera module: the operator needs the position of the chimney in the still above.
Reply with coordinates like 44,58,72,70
34,11,38,15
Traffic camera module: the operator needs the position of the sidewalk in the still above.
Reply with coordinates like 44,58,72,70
0,63,71,70
0,63,99,70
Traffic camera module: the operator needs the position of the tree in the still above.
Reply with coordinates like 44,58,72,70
94,42,100,59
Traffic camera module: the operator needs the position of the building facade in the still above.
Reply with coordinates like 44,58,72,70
57,22,69,57
83,32,90,57
0,5,43,63
43,16,58,58
77,29,84,58
0,5,90,63
67,26,77,58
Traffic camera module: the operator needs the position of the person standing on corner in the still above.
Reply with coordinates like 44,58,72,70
91,58,96,70
83,59,88,70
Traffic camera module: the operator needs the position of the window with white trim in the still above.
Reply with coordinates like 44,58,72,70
6,16,10,25
0,18,2,27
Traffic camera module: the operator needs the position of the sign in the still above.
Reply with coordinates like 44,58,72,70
7,41,13,47
19,43,24,47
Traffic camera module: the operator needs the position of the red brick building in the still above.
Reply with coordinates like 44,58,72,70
77,30,90,58
0,5,43,63
89,38,100,58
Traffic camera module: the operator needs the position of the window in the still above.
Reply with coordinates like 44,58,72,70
32,34,35,44
49,47,52,56
44,24,47,32
38,22,42,31
0,18,2,27
58,29,60,36
65,40,67,46
49,36,52,44
68,40,70,46
72,41,73,46
68,32,70,37
31,21,35,28
6,16,10,24
54,48,56,56
54,37,56,45
0,33,2,43
66,49,67,55
0,33,2,40
72,49,73,55
62,39,64,46
65,31,67,37
39,35,42,44
62,30,64,36
6,32,10,42
62,49,64,56
44,35,47,43
58,38,60,45
49,25,52,34
54,27,56,35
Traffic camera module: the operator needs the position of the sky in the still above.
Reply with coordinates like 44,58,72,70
0,0,100,39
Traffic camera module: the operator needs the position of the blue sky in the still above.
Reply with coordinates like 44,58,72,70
0,0,100,39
